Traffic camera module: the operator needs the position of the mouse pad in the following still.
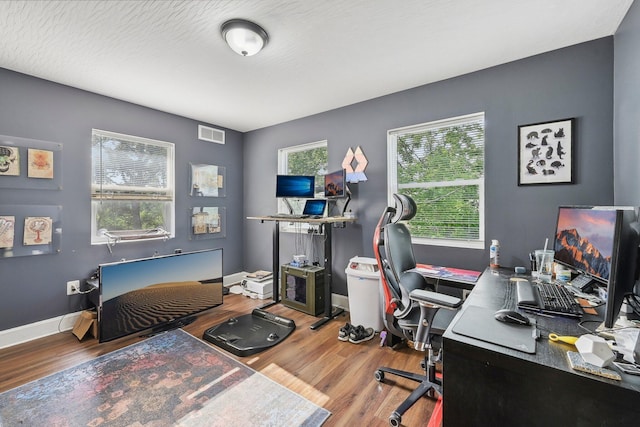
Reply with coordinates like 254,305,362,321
451,305,537,353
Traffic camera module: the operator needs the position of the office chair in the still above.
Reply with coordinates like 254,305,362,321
373,194,462,427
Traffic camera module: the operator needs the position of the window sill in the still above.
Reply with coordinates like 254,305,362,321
412,237,484,250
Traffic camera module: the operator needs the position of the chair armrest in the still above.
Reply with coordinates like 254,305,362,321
409,289,462,309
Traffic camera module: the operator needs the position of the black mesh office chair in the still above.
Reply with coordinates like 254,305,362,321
373,194,462,427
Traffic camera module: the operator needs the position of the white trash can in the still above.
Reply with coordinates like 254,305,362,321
345,256,384,332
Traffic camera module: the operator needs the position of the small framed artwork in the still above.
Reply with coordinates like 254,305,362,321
518,118,574,185
28,148,54,179
0,146,20,176
23,216,53,245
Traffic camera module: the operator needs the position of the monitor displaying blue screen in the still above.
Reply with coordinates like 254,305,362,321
303,199,326,216
276,175,315,198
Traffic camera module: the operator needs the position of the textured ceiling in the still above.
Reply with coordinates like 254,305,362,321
0,0,634,132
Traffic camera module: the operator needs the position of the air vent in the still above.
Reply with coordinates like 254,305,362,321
198,125,225,144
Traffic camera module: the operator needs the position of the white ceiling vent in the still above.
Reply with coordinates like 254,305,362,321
198,125,225,144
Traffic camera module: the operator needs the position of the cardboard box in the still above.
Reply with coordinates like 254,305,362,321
72,310,98,340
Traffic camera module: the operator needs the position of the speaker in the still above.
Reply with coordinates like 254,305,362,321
575,334,615,367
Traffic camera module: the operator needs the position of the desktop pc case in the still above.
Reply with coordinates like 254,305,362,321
280,264,325,316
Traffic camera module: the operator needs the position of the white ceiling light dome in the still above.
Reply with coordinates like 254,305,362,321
221,19,269,57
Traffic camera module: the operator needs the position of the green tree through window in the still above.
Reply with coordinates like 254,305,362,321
278,140,328,216
388,113,485,248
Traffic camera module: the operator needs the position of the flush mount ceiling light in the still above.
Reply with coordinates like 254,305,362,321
221,19,269,57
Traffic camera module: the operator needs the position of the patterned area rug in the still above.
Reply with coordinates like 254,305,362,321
0,329,330,426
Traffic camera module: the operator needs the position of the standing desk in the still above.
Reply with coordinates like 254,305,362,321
442,267,640,425
247,216,357,330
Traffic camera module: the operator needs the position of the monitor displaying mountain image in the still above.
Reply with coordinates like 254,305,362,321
553,206,618,283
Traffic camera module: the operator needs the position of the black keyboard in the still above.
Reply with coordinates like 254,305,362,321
517,280,583,317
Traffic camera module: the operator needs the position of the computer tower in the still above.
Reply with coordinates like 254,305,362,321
280,264,325,316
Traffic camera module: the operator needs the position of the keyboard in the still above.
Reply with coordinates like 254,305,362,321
268,213,309,219
516,280,583,318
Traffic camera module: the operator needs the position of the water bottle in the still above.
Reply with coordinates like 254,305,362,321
490,239,500,268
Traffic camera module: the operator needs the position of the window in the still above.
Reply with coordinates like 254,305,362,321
91,129,175,245
277,140,328,215
387,112,485,249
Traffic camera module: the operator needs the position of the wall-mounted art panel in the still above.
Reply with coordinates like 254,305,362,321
0,135,63,190
0,204,62,258
189,163,226,197
190,206,226,240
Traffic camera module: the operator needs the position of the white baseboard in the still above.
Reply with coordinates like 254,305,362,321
224,271,248,287
0,311,81,350
332,293,350,312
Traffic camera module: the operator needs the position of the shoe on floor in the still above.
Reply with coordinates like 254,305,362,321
338,323,355,341
349,325,375,344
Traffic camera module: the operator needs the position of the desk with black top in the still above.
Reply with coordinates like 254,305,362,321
443,267,640,426
247,215,357,330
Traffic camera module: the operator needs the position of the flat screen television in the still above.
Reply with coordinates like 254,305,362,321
275,175,315,198
553,206,639,328
323,169,346,198
98,248,223,342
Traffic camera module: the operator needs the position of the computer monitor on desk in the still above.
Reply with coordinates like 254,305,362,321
553,206,640,328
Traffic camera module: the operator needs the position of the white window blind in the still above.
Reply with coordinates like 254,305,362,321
91,129,175,244
91,130,174,201
388,112,485,248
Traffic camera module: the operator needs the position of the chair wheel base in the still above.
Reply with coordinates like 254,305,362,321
374,369,384,382
389,412,401,426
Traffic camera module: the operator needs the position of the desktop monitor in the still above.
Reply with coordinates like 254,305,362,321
605,217,640,328
553,206,618,284
324,169,346,198
553,206,639,328
275,175,315,198
98,248,223,342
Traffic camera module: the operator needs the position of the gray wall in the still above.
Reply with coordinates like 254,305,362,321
0,69,244,331
614,1,640,206
244,37,616,296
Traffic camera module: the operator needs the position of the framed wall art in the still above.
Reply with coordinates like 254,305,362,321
518,118,574,186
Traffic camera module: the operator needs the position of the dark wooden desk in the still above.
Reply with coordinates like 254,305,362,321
247,215,357,330
443,267,640,426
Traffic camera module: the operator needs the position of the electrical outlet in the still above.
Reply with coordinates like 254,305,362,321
67,280,80,295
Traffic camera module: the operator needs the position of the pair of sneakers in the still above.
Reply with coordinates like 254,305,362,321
338,322,375,344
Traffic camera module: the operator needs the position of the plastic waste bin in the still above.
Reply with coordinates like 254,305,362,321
345,256,383,331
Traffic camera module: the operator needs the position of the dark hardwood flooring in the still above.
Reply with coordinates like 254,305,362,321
0,294,437,426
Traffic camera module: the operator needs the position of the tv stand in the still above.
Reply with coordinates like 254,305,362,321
248,215,357,330
142,315,196,338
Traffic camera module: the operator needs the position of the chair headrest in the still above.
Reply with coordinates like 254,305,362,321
392,194,416,223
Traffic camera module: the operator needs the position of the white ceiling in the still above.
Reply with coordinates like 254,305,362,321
0,0,634,132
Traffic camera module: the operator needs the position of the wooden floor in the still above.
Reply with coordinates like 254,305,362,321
0,294,438,426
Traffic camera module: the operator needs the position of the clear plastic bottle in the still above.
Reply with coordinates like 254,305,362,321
490,239,500,268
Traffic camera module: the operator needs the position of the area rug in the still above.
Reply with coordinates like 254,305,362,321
0,329,330,426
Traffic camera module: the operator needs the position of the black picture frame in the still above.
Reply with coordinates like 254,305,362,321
518,118,574,185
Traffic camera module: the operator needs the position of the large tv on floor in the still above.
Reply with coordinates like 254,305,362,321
97,248,223,342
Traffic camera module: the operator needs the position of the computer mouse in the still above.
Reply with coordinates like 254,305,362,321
494,309,530,326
